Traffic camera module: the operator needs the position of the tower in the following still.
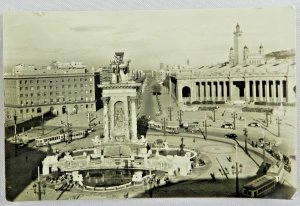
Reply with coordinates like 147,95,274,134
229,47,234,66
243,45,249,65
233,23,243,65
259,45,264,55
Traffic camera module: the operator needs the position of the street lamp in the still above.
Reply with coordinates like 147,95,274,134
204,112,208,140
161,117,167,136
178,110,183,126
33,166,46,200
232,111,237,130
232,143,243,197
13,110,18,157
243,118,248,154
167,106,173,121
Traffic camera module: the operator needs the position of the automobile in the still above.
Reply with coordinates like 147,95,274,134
86,128,96,134
248,122,259,127
224,133,237,140
153,139,164,147
221,123,234,129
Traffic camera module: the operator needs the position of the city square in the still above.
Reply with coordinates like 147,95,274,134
3,7,296,201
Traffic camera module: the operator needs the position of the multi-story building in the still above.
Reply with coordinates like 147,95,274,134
4,62,99,121
167,24,296,105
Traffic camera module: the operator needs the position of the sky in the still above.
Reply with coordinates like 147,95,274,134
3,7,295,71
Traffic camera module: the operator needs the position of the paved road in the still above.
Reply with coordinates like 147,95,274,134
138,76,158,120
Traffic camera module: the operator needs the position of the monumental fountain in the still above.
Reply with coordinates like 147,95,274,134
41,52,196,192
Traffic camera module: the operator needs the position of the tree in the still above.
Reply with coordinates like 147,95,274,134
151,82,161,95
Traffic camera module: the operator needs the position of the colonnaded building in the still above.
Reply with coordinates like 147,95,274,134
4,61,101,121
167,24,296,105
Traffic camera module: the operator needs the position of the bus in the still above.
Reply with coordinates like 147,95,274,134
148,120,179,134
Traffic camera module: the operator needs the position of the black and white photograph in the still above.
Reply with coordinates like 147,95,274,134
2,6,297,201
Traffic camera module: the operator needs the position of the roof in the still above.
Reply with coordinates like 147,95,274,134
243,175,275,190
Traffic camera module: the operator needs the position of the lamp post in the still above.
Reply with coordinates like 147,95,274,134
276,113,281,137
204,112,207,140
41,111,44,135
232,143,243,197
167,106,173,121
261,131,266,171
232,111,237,130
243,119,248,154
33,166,46,201
13,110,18,157
161,117,166,136
178,110,183,126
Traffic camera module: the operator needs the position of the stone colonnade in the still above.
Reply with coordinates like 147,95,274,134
175,77,290,103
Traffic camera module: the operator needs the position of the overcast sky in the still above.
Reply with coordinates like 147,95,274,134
3,6,295,71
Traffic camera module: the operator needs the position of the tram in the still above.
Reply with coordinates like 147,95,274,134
148,120,179,134
35,130,86,147
241,175,276,198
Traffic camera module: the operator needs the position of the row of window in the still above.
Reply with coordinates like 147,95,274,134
20,97,94,105
20,90,93,97
19,77,93,84
257,182,275,195
19,84,93,91
17,104,94,114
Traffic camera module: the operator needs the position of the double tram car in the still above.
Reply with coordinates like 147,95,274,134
148,120,179,134
35,130,86,147
241,175,276,198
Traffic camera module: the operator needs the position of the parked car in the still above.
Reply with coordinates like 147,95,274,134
248,122,259,127
224,133,237,140
221,123,234,129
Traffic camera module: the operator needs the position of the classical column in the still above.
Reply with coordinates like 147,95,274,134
252,81,256,102
224,81,228,101
205,81,209,101
211,82,216,102
129,97,137,141
200,82,204,102
101,97,110,141
244,79,250,102
229,79,234,101
266,80,270,102
273,80,277,102
278,80,283,103
217,81,222,101
109,99,114,140
259,80,263,102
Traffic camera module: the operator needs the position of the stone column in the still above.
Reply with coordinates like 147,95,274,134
273,80,277,102
217,81,222,101
211,82,216,102
259,80,263,102
205,81,209,101
266,80,270,102
101,97,110,141
200,82,204,102
124,98,130,140
252,81,257,102
229,79,234,101
244,79,250,102
278,80,283,103
224,81,227,101
129,97,137,141
109,99,114,140
270,81,276,102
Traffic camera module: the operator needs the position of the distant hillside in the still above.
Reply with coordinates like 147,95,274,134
265,50,295,60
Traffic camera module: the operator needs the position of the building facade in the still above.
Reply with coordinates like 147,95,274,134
168,24,296,105
4,62,98,121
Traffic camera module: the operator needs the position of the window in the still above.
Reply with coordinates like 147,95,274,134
74,84,77,88
80,84,83,87
19,80,22,84
50,80,52,83
62,85,65,88
50,92,53,95
25,94,28,97
20,94,23,97
44,86,46,89
37,80,39,83
26,109,29,113
37,86,40,90
44,92,46,96
30,80,33,83
32,108,35,112
31,87,34,91
86,104,88,108
20,87,23,91
25,80,27,84
31,93,33,97
20,109,23,114
25,87,28,91
50,86,52,89
37,93,40,97
62,79,64,82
